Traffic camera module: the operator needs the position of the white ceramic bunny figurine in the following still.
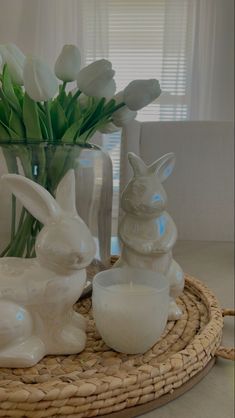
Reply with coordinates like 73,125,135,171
0,170,96,368
115,152,184,320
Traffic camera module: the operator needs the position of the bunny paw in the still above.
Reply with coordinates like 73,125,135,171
168,299,183,321
71,311,87,331
52,325,87,354
0,336,45,368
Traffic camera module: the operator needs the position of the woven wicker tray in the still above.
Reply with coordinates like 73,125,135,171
0,264,234,418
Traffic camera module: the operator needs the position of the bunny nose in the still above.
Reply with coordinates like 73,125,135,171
75,254,83,264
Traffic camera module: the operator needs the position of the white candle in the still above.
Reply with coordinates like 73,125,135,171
92,267,169,354
108,283,152,292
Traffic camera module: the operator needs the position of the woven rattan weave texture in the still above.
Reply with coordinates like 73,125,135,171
0,272,224,418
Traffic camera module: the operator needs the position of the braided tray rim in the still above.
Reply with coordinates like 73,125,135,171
0,270,224,418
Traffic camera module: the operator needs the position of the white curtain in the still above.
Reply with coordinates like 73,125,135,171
0,0,84,67
0,0,233,121
189,0,234,121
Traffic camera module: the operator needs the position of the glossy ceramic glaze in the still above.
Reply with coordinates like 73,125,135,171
0,170,96,367
115,152,184,320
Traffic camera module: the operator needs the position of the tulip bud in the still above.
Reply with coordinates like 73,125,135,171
55,44,81,82
0,43,25,85
23,56,58,102
78,93,90,109
99,122,120,134
112,106,137,127
123,79,161,110
77,59,116,98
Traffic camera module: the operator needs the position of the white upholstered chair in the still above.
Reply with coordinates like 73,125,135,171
120,120,234,241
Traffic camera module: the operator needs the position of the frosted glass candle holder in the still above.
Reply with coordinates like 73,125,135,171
92,267,169,354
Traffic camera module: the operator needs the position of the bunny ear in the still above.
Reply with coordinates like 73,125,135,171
128,152,147,176
1,174,61,225
148,153,175,182
55,170,78,216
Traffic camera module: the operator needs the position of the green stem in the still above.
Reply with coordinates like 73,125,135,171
44,101,54,141
18,207,26,230
106,101,126,116
66,89,82,118
61,81,67,92
0,88,19,115
78,102,125,141
37,102,46,113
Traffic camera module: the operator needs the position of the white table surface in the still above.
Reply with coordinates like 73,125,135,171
136,240,234,418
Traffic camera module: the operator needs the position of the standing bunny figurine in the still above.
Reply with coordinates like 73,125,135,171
115,152,184,320
0,170,96,367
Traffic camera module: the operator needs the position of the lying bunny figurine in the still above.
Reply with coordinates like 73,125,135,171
0,170,96,367
115,152,184,320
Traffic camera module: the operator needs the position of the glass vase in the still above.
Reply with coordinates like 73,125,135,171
0,141,113,267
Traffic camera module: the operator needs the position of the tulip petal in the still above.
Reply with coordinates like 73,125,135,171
77,59,115,98
23,93,42,138
112,106,137,126
0,44,25,85
99,122,120,133
124,79,161,110
23,57,58,102
55,44,81,82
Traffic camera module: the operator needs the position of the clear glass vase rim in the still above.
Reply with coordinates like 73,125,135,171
0,140,100,149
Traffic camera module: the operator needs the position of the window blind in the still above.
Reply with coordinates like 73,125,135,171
81,0,195,225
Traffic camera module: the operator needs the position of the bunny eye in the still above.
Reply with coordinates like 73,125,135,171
151,193,162,203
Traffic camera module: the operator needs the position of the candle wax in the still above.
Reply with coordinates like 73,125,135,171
107,283,153,293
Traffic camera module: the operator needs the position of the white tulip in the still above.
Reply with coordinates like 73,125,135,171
99,78,116,99
78,93,89,109
114,90,124,104
77,59,116,98
112,106,137,127
99,122,120,134
123,79,161,110
0,43,25,85
55,44,81,82
23,57,58,102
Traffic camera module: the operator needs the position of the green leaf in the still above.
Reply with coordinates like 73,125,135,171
39,116,49,139
13,84,24,107
0,121,10,140
80,98,106,135
23,93,42,139
0,118,19,139
62,120,82,143
0,89,11,120
2,65,21,114
51,100,68,139
58,89,71,108
68,102,81,124
9,109,25,138
0,100,8,125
